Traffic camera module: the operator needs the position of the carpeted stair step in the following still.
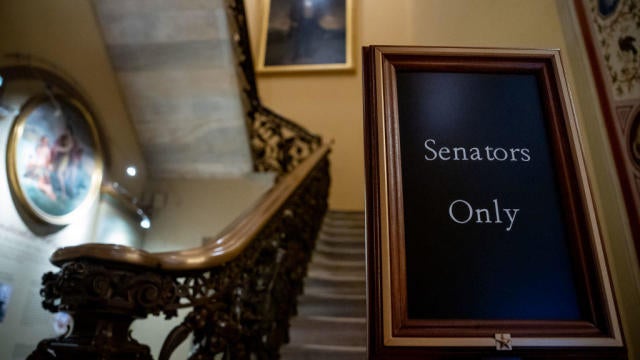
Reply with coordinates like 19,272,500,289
280,344,366,360
323,210,364,221
296,293,366,317
307,263,365,279
314,242,365,262
319,226,365,237
304,271,366,297
308,260,365,278
317,232,365,249
281,210,366,360
288,316,366,347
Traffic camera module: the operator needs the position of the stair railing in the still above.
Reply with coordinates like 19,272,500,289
224,0,323,175
27,143,331,360
27,1,331,358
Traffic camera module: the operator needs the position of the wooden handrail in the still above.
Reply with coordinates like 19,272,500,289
50,143,332,271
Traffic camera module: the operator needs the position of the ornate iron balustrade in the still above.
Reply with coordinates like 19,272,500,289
28,144,331,360
224,0,322,174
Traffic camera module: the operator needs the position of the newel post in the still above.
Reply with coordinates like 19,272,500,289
27,261,179,360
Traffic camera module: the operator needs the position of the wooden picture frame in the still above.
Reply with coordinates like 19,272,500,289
257,0,354,73
6,94,103,225
362,46,626,359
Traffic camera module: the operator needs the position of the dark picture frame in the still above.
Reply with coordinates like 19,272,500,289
257,0,354,73
6,94,103,226
362,46,625,359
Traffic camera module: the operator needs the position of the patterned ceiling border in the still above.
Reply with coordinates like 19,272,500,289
573,0,640,265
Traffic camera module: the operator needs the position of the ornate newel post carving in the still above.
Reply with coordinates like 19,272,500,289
28,262,179,360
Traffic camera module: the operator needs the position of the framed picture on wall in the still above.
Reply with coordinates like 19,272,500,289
257,0,354,73
6,94,103,225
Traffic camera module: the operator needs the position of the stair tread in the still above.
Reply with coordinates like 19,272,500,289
321,223,365,231
317,233,365,243
295,315,365,322
325,210,364,217
315,242,365,255
311,253,364,266
319,227,364,234
303,285,365,297
298,293,366,304
297,295,366,317
308,268,364,280
280,344,365,360
315,241,365,253
283,344,366,352
323,218,364,225
288,316,366,347
283,211,366,360
309,258,365,269
303,288,366,300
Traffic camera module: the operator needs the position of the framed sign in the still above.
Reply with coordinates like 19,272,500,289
363,46,625,359
6,94,103,225
257,0,354,73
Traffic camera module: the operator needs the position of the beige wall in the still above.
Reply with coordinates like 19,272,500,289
246,0,639,357
0,0,146,193
0,1,146,358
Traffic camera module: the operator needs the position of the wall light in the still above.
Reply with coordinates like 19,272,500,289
139,216,151,229
0,74,4,88
126,165,137,177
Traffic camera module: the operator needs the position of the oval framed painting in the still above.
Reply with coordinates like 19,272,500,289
6,94,103,225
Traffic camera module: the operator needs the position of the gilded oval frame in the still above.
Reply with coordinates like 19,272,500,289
6,94,103,225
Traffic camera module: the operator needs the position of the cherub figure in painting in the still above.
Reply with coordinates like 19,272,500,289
24,135,56,200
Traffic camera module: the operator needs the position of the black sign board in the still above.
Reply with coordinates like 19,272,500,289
362,46,625,359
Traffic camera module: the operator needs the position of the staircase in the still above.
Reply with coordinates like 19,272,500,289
281,211,366,360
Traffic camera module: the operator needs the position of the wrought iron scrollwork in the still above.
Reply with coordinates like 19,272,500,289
252,107,322,174
39,261,180,318
224,0,322,174
160,156,330,360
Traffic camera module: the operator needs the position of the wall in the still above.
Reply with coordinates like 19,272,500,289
0,0,146,358
246,0,639,357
